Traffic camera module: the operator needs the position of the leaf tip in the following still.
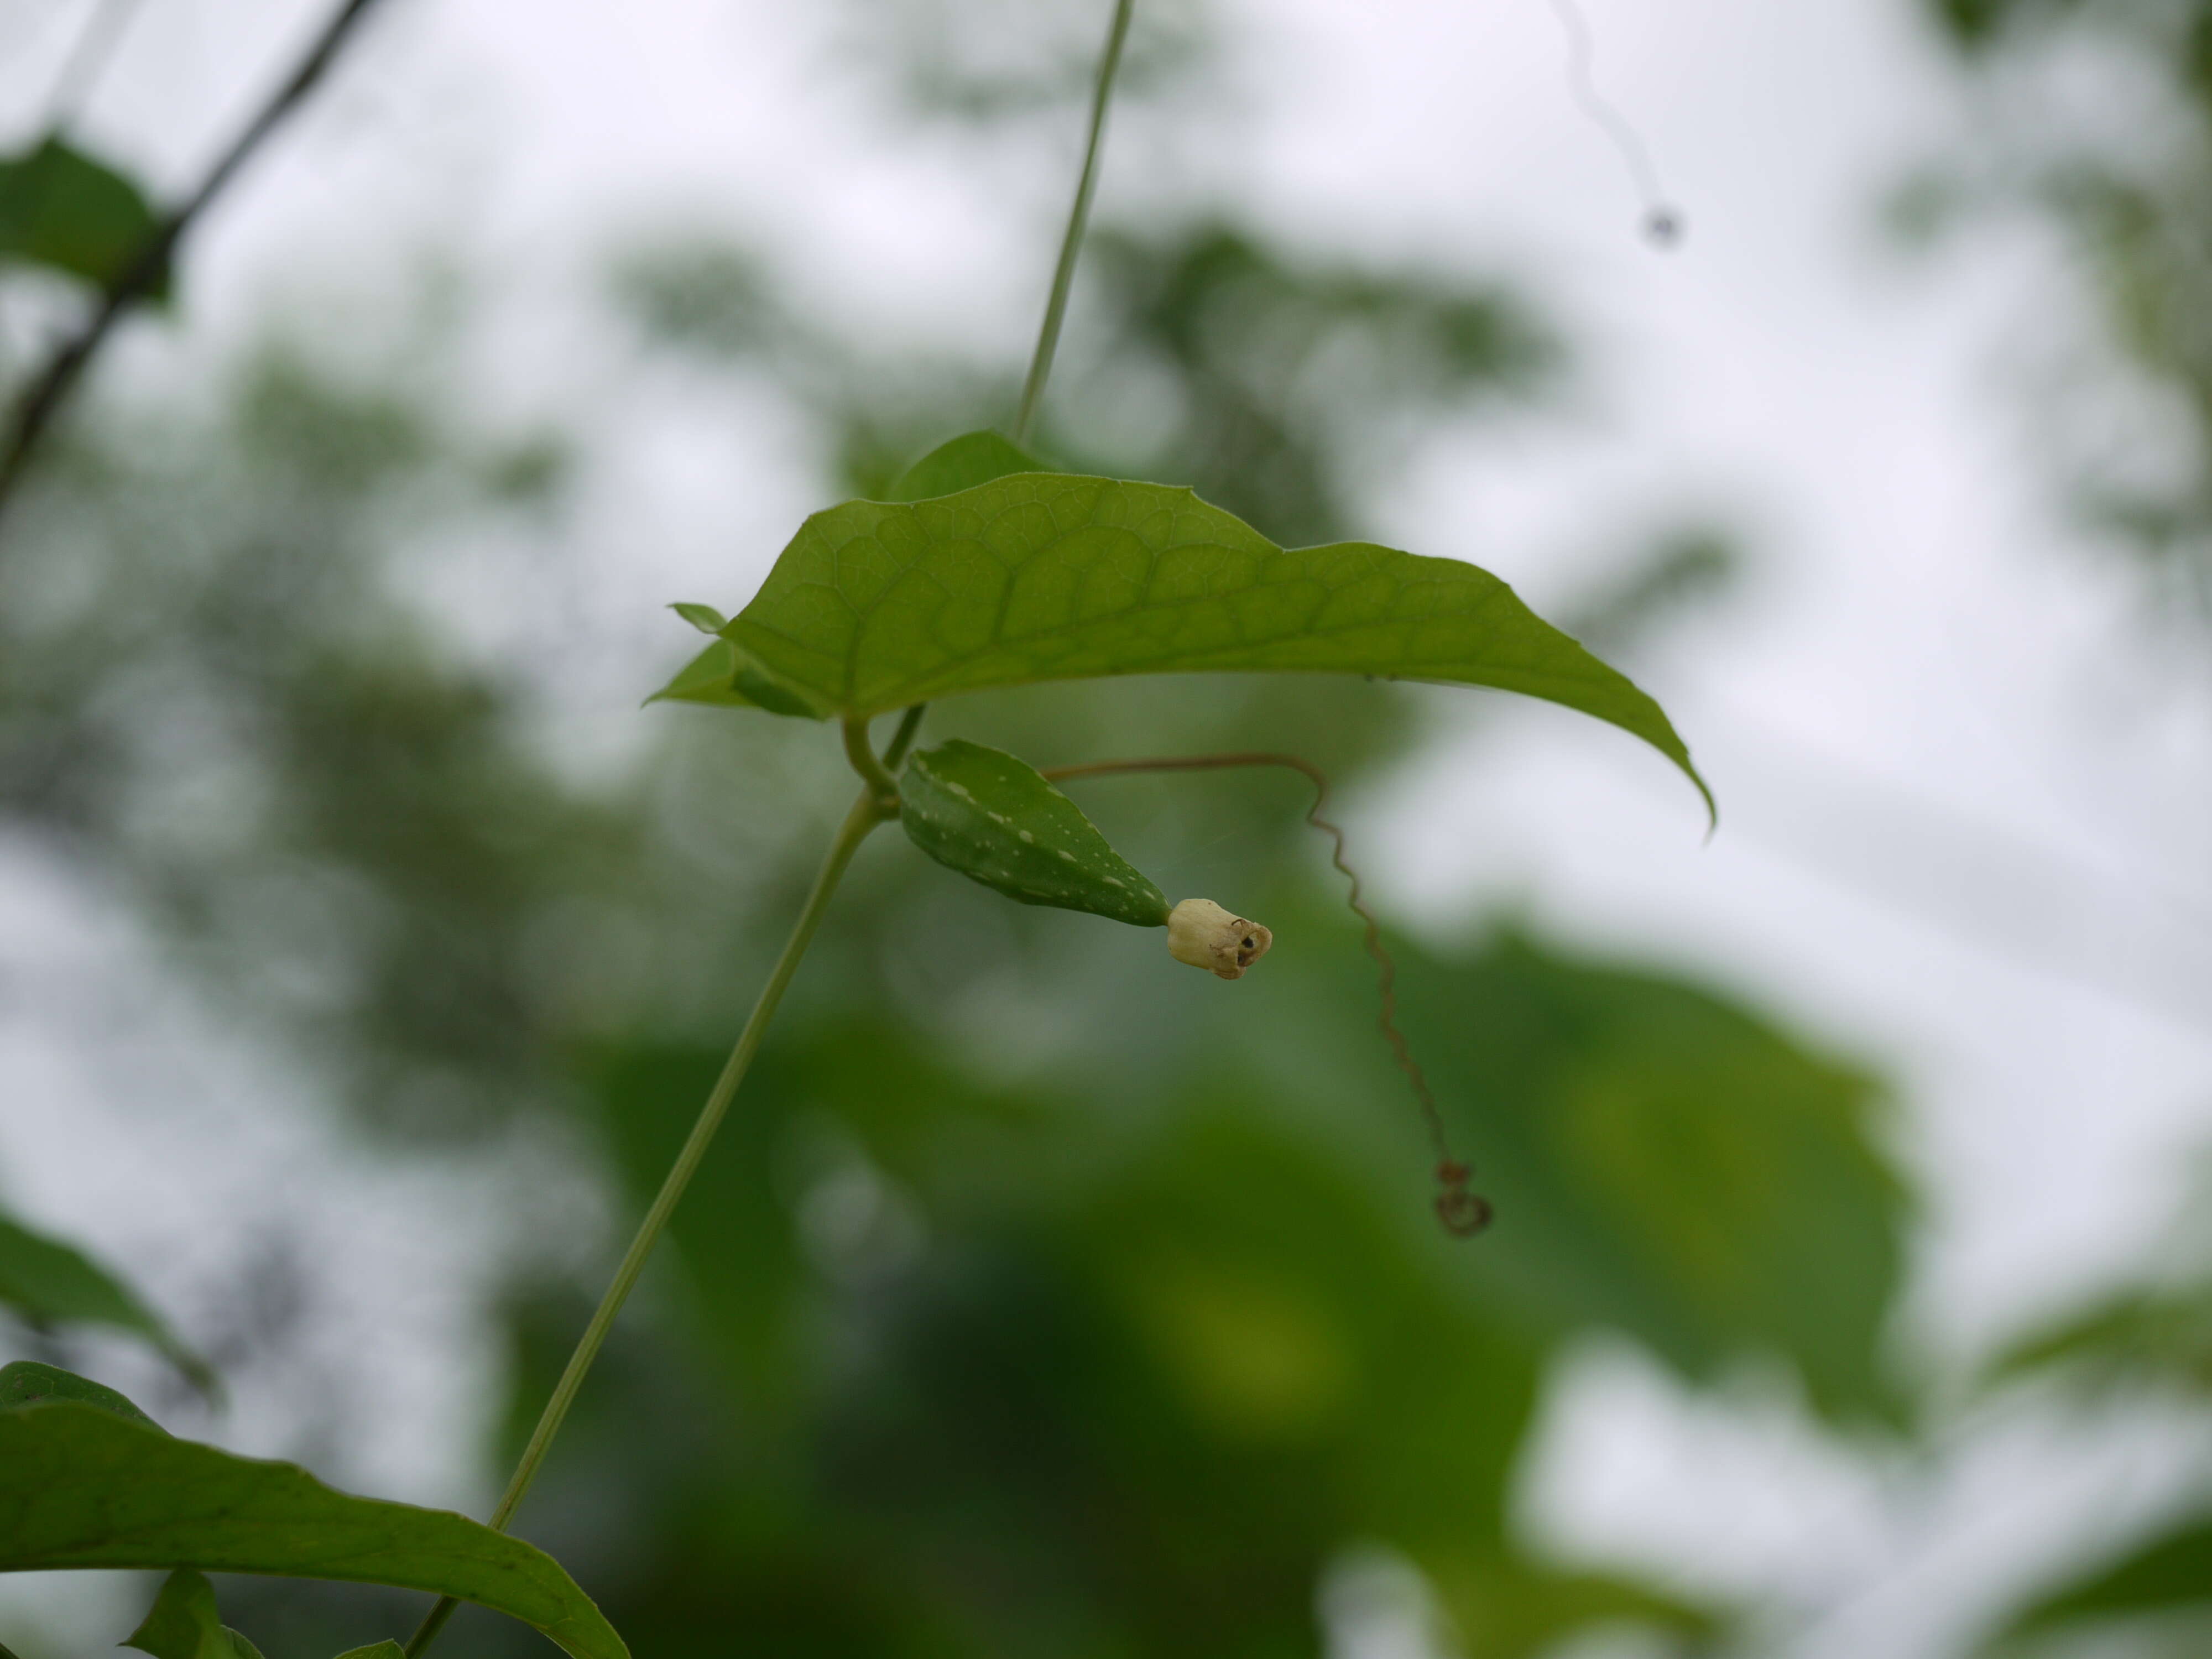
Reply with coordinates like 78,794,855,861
668,601,728,635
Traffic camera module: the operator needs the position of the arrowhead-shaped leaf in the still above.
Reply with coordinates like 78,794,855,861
0,1401,628,1659
656,472,1710,817
900,739,1171,926
669,602,727,635
0,135,166,294
125,1570,266,1659
0,1209,212,1388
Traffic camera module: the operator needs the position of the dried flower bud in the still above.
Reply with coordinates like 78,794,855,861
1166,899,1273,980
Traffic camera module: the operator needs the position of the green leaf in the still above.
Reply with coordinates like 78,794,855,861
0,1403,628,1659
882,430,1045,502
0,1358,161,1427
0,1209,212,1387
334,1646,407,1658
899,739,1170,926
0,134,166,295
669,602,727,635
124,1570,265,1659
672,473,1710,817
2005,1511,2212,1636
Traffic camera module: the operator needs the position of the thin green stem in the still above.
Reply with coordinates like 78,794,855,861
880,703,927,770
843,715,901,812
1011,0,1135,447
404,781,892,1658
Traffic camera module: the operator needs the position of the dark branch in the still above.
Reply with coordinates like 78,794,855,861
0,0,394,532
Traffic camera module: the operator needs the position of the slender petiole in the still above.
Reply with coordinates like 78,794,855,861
403,710,923,1657
844,716,904,814
1044,751,1493,1236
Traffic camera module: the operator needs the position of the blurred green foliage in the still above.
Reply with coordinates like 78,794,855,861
0,1209,208,1386
1919,0,2212,624
0,134,165,297
1974,1159,2212,1648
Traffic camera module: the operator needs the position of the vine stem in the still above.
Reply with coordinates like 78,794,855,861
1011,0,1135,447
404,707,923,1657
1044,752,1493,1237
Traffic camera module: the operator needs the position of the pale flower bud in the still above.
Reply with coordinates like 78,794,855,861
1166,899,1273,980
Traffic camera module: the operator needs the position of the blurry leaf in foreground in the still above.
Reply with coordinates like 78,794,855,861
0,1209,212,1388
899,738,1170,925
125,1569,267,1659
661,473,1710,817
333,1646,407,1658
0,1358,161,1427
0,1404,628,1659
2001,1511,2212,1642
0,135,166,294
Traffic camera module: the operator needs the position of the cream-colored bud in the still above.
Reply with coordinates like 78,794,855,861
1166,899,1273,980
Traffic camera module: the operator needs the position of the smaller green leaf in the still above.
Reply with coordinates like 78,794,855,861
883,430,1044,502
669,601,727,635
0,1359,160,1428
333,1645,407,1659
900,739,1170,927
0,1209,212,1389
125,1570,265,1659
0,134,166,295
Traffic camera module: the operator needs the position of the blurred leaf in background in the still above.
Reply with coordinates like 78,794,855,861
0,1208,208,1386
1971,1153,2212,1649
0,134,165,298
1914,0,2212,629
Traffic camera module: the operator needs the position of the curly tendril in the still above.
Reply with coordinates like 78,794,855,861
1042,751,1495,1238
